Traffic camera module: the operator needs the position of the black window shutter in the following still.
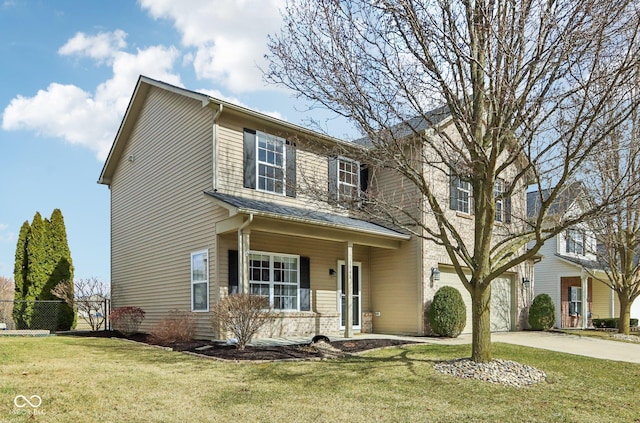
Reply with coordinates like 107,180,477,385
243,129,256,189
286,141,296,197
449,173,458,210
505,183,512,224
359,165,369,193
300,256,311,311
228,250,239,295
328,157,338,202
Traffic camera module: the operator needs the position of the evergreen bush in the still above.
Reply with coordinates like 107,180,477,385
429,286,466,338
528,293,556,330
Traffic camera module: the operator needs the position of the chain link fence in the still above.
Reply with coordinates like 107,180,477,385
0,299,110,332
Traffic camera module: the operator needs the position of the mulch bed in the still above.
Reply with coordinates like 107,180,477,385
64,330,417,361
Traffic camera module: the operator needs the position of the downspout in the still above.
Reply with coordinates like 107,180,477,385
237,213,254,294
212,104,223,191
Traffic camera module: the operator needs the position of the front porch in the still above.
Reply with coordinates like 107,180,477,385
207,192,410,339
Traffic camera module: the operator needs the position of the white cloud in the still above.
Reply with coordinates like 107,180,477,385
140,0,285,92
58,30,127,63
2,30,182,161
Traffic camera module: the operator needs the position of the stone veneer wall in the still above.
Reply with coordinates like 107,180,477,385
361,312,373,333
256,312,342,338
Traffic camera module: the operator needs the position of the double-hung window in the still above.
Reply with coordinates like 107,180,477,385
450,176,471,214
257,132,285,194
249,252,299,310
338,158,360,202
569,286,582,315
243,129,296,197
494,179,505,222
328,156,366,206
191,250,208,312
566,228,585,255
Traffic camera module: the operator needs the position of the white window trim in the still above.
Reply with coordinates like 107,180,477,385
249,250,300,311
494,179,504,222
191,250,209,312
566,228,586,256
337,260,362,330
456,179,471,214
255,131,286,196
336,156,360,203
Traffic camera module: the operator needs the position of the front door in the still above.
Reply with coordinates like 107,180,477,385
338,262,361,329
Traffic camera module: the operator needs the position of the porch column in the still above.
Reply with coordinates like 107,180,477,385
238,227,251,294
344,241,354,338
581,269,588,329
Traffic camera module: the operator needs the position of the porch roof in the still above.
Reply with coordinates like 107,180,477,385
555,253,606,272
205,191,410,247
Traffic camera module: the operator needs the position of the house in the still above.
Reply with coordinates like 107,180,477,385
528,185,618,328
98,75,533,339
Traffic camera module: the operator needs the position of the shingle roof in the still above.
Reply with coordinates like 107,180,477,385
527,182,584,218
205,192,410,240
353,104,451,146
555,253,606,271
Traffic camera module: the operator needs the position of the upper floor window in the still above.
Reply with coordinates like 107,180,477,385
329,156,368,205
450,173,472,214
243,129,296,197
338,158,359,201
494,179,504,222
257,132,285,194
566,228,586,255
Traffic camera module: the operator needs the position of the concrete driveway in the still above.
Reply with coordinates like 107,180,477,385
491,331,640,364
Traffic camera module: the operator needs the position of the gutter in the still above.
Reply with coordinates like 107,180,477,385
211,104,223,191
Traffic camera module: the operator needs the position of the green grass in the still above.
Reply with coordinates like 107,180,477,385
1,337,639,422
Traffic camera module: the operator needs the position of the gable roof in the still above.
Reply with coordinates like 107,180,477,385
205,191,410,241
353,104,452,147
554,253,606,272
527,181,584,218
98,75,358,186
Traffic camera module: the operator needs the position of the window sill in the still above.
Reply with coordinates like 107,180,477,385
456,212,473,220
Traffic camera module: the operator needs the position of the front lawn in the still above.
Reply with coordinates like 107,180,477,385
1,336,638,422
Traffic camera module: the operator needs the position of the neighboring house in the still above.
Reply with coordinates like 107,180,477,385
98,76,533,339
528,185,618,329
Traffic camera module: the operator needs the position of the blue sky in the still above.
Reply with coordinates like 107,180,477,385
0,0,354,282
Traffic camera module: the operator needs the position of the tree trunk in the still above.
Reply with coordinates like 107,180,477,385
618,297,631,335
471,283,492,362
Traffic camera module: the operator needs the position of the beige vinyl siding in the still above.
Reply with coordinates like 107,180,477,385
591,278,617,319
369,238,420,334
110,86,215,337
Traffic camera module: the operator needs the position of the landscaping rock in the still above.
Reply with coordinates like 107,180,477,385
434,358,546,387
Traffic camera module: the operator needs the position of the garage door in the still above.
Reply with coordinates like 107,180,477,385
490,276,512,332
437,270,512,334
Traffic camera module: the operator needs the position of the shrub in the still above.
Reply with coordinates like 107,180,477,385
110,306,145,335
150,309,196,344
429,286,466,338
528,294,555,330
210,294,273,350
592,318,639,329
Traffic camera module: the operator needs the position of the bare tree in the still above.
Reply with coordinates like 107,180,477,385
266,0,640,361
52,278,110,331
0,276,14,326
210,294,273,350
587,97,640,335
